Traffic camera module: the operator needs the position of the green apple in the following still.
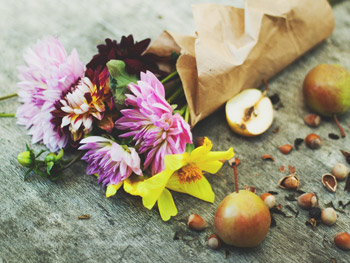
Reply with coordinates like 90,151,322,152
303,64,350,117
214,190,271,247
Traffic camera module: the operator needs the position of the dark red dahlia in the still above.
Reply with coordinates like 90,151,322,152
86,35,166,77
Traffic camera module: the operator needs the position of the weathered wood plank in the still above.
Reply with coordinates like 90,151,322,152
0,0,349,262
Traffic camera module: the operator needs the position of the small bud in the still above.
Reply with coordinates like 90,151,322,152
334,232,350,251
17,151,34,168
208,234,221,250
321,207,337,226
188,214,206,231
44,149,64,163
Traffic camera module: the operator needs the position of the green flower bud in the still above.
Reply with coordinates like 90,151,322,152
45,149,64,163
17,151,34,168
45,153,57,163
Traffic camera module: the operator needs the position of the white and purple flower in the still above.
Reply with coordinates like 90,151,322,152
16,36,84,151
79,136,142,186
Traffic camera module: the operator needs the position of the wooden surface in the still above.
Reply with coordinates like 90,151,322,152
0,0,350,262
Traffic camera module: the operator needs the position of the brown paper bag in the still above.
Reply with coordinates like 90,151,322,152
147,0,334,126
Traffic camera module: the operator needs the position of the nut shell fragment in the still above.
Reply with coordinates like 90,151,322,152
262,154,275,161
278,174,299,190
322,173,337,193
279,144,293,155
243,185,256,194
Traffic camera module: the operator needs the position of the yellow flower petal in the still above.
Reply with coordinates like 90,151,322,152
123,177,145,196
157,188,178,221
196,160,224,174
195,147,234,173
106,182,123,198
163,153,186,171
189,143,212,163
166,174,215,203
137,170,173,210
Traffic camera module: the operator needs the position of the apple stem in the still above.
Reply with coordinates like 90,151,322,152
233,165,239,193
262,79,269,94
333,114,346,138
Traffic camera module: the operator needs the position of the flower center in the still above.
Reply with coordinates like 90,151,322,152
177,164,202,184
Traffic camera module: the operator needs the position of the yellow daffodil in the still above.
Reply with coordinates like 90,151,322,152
125,137,234,221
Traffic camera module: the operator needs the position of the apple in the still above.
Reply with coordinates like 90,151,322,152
214,190,271,247
303,64,350,117
303,64,350,137
225,89,273,136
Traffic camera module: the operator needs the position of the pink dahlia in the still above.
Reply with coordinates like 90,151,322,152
79,136,142,185
16,36,84,151
115,71,192,175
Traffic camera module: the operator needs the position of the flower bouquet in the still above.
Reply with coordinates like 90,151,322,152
3,0,335,222
14,35,233,221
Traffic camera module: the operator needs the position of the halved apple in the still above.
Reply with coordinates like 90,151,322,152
225,89,273,137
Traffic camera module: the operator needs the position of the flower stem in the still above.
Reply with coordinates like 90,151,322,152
184,105,190,124
0,93,18,101
161,71,178,84
60,152,84,170
175,104,187,116
0,113,15,117
167,87,184,104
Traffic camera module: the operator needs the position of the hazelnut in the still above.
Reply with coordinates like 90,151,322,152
305,134,322,149
188,214,206,231
332,163,349,181
208,234,221,250
278,144,293,155
297,193,317,210
303,114,321,127
278,174,299,190
334,232,350,251
322,173,337,193
321,207,337,226
260,193,276,209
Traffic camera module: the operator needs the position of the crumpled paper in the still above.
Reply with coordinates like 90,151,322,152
147,0,334,126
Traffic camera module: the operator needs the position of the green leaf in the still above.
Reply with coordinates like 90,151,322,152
185,143,195,153
107,60,138,88
107,60,138,110
46,161,54,175
33,167,48,179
